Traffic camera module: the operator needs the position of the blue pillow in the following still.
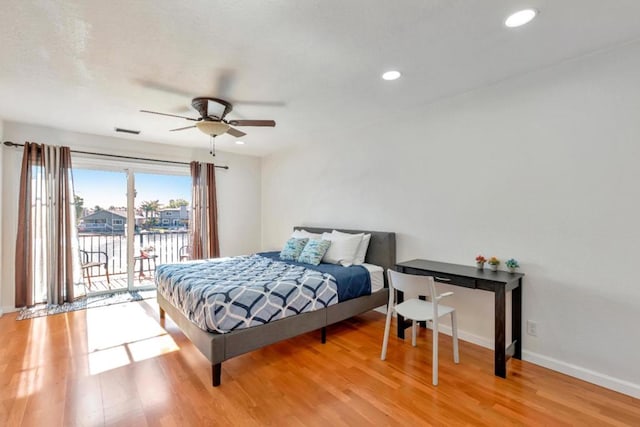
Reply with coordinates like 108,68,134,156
280,238,309,261
297,239,331,266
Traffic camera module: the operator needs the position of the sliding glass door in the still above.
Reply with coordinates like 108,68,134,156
131,172,191,290
73,161,191,294
74,168,129,294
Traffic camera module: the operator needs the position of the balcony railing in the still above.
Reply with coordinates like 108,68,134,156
78,231,189,277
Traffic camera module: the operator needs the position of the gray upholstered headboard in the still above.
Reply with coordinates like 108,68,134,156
293,226,396,285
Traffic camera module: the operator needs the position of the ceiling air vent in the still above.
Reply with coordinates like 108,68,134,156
114,127,141,135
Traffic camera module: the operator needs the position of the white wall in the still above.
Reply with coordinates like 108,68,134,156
0,119,4,316
262,41,640,397
1,122,261,313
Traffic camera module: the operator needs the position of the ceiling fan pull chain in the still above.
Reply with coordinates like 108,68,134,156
209,135,216,157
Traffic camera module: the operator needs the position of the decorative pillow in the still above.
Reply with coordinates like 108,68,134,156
321,232,362,267
291,229,323,240
332,230,371,265
280,237,309,261
297,239,331,266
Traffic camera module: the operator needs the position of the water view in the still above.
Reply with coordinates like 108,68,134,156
73,168,192,292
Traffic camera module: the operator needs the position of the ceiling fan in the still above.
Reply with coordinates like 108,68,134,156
140,97,276,139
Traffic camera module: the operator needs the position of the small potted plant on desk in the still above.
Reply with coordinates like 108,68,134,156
475,255,487,270
140,245,155,258
488,256,500,271
505,258,520,273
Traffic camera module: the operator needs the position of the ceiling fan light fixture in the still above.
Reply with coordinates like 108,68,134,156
196,120,230,136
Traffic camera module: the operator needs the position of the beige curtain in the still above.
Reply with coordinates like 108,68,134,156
190,162,220,260
15,142,81,307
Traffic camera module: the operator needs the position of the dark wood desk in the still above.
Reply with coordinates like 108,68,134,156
395,259,524,378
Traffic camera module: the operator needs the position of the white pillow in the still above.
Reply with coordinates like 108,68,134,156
331,230,371,265
321,232,361,267
291,229,323,240
354,234,371,264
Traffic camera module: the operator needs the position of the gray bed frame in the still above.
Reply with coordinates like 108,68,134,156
157,226,396,386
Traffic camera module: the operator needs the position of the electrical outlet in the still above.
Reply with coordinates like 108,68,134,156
527,320,538,337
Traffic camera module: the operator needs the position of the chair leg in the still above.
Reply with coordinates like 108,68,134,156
105,265,110,283
412,320,418,347
432,318,439,386
451,311,460,364
381,307,393,360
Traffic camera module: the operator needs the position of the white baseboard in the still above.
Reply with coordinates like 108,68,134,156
1,306,17,315
374,307,495,350
438,324,494,350
522,350,640,399
433,326,640,399
373,309,639,399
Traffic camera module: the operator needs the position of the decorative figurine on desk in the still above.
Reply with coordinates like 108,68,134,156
488,256,500,271
475,255,487,270
505,258,520,273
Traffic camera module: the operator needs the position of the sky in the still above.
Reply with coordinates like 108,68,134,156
73,169,191,209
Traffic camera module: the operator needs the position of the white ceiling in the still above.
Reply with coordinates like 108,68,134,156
1,0,640,157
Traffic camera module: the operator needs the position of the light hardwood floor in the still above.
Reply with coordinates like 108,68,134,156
1,299,638,426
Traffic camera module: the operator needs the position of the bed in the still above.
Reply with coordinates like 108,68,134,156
156,226,396,386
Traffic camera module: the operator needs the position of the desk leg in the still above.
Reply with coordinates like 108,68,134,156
495,286,507,378
512,279,522,360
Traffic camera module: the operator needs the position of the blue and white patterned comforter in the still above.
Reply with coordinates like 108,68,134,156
155,254,339,333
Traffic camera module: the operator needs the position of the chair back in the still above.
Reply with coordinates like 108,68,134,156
179,245,192,260
387,269,437,302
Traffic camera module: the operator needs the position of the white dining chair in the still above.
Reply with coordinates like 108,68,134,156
381,269,460,385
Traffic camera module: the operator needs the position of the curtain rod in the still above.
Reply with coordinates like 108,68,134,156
2,141,229,170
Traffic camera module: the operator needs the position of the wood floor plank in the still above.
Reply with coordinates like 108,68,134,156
0,301,638,426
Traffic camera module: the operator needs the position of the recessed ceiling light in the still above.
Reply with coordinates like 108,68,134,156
382,70,401,81
505,9,537,28
235,140,245,145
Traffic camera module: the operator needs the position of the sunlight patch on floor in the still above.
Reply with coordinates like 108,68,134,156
128,334,179,362
16,319,47,398
86,302,178,375
15,367,40,399
88,346,130,375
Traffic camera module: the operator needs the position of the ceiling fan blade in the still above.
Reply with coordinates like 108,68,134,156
135,79,194,98
227,127,247,137
140,110,199,121
231,100,286,107
227,120,276,127
169,125,197,132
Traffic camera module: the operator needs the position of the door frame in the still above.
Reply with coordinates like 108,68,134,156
72,155,190,294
